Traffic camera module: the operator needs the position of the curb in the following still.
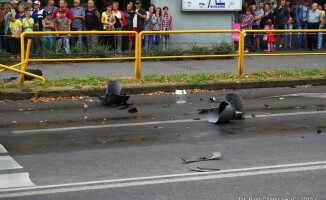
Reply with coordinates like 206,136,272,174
1,79,325,100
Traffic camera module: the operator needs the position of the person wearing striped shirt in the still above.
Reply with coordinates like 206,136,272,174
160,6,172,51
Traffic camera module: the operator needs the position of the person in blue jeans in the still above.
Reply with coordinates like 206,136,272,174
241,9,254,53
70,0,85,50
284,0,294,48
296,0,310,48
144,4,155,51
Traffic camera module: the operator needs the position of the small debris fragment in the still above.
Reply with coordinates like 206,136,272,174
264,104,271,109
154,126,163,129
181,152,221,163
317,130,322,134
317,108,324,111
251,114,256,118
278,97,284,100
175,90,187,95
118,106,128,110
128,108,138,113
192,118,201,120
22,88,32,92
209,97,216,102
26,106,37,111
187,167,221,172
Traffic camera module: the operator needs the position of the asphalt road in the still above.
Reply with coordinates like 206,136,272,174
0,86,325,199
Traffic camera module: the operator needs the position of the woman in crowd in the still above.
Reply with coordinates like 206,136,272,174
144,4,155,51
284,0,294,48
112,2,127,52
15,5,25,21
241,8,253,53
152,7,161,46
260,3,274,50
124,2,133,51
101,3,115,47
3,3,12,53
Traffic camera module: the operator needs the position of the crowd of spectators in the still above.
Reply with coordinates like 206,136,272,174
0,0,173,57
240,0,325,52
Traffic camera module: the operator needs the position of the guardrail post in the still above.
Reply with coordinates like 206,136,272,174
19,33,26,84
134,32,139,80
238,31,245,75
137,32,142,79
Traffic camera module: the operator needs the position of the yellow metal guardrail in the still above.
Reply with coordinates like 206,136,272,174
20,31,140,80
0,39,45,83
240,29,325,75
138,30,243,76
1,29,323,85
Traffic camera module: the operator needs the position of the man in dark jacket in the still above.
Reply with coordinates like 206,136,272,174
273,0,289,49
129,0,146,50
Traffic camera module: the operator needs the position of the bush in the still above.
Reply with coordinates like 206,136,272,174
0,49,13,63
211,41,234,54
187,42,209,55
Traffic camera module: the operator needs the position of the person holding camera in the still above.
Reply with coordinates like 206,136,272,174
160,6,172,51
129,0,146,51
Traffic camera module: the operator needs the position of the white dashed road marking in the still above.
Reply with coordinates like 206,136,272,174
0,155,22,171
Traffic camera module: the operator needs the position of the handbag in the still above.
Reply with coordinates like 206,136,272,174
263,34,268,41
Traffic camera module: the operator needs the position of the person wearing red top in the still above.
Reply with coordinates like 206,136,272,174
160,6,172,51
52,0,72,20
113,2,127,52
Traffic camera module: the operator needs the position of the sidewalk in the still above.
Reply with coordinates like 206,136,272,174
1,51,326,80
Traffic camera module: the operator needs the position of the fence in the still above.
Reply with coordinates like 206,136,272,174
0,29,323,84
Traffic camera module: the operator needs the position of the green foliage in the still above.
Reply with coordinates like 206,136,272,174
0,49,13,63
89,43,113,58
187,42,209,55
211,41,234,54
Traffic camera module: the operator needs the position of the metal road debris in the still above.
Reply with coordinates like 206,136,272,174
24,69,43,81
21,88,32,92
205,94,245,124
128,108,138,113
3,77,18,83
317,130,322,134
187,167,221,172
181,152,221,163
209,97,216,102
99,80,131,107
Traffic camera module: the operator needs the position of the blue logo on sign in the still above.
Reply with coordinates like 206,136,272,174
208,0,225,8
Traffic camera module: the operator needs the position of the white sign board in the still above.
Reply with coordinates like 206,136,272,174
182,0,242,11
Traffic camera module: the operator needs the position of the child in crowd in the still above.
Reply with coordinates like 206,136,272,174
53,9,70,54
42,11,54,46
160,6,172,51
264,19,275,52
22,11,34,52
9,14,22,58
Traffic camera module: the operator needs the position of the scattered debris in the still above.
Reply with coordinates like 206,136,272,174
22,88,32,92
128,107,138,113
24,69,43,81
181,152,221,163
225,94,245,119
207,94,245,124
117,106,129,110
175,90,187,95
197,108,216,114
3,77,18,83
317,108,324,111
192,118,201,120
302,136,304,139
154,126,163,129
187,167,221,172
83,103,88,111
208,101,235,124
209,97,216,102
251,114,256,118
278,97,284,100
317,130,322,134
25,106,37,111
99,80,131,107
264,104,271,109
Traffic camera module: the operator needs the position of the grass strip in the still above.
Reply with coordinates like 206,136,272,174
0,69,325,93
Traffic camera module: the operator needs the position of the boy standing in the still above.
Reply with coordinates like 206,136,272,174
8,13,22,57
22,10,34,52
160,6,172,51
54,9,71,54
